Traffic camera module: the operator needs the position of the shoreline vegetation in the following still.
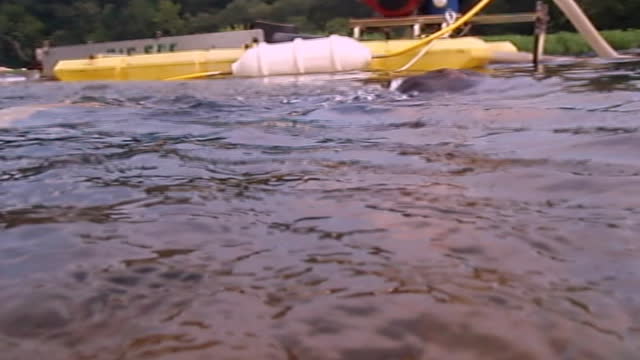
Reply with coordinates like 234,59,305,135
482,29,640,56
1,0,639,67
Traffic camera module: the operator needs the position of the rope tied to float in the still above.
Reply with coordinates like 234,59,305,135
164,70,228,81
394,9,455,72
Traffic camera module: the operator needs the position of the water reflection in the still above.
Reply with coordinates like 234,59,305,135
1,59,639,359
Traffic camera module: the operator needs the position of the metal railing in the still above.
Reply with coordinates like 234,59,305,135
349,1,550,67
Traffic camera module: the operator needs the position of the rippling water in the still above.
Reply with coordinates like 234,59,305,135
1,59,640,360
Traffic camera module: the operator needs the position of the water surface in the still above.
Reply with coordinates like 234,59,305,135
1,60,640,359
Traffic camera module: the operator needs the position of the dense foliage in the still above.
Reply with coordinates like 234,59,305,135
1,0,638,67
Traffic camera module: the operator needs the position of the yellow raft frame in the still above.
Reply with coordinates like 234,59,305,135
53,37,518,82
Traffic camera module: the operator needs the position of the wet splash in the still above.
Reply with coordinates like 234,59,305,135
1,60,640,359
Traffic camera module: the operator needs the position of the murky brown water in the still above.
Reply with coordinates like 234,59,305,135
1,59,640,359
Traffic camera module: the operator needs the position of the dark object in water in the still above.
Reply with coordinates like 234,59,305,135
395,69,484,94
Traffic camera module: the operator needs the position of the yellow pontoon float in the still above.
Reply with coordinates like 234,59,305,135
53,37,517,81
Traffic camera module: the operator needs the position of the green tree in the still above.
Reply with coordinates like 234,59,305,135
0,2,44,67
117,0,159,39
213,0,272,29
0,0,639,68
46,1,111,45
562,0,640,30
325,17,350,35
184,12,221,33
154,0,186,35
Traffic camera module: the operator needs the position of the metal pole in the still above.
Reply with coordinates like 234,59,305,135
353,26,362,39
552,0,620,58
533,1,549,69
413,23,421,38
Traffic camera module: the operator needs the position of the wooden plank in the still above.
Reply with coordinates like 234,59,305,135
349,15,451,27
349,13,537,28
473,13,538,24
470,12,538,24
